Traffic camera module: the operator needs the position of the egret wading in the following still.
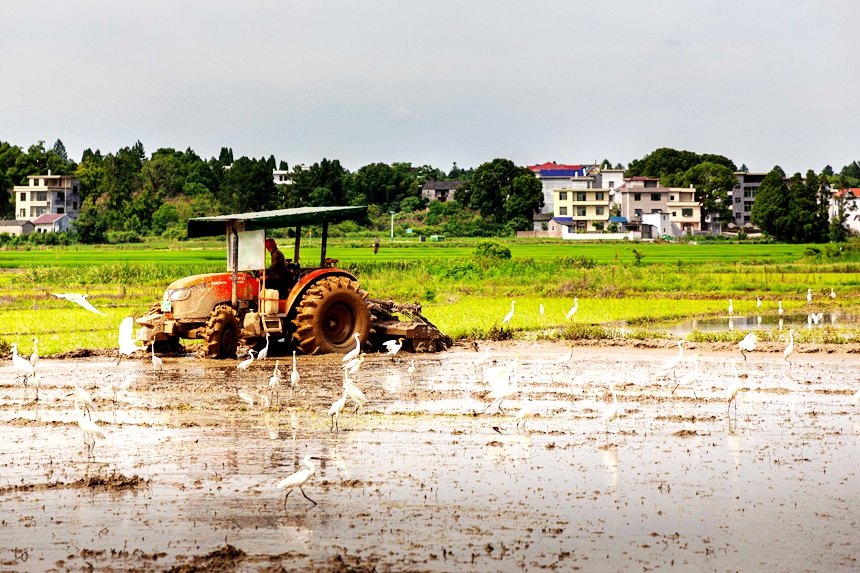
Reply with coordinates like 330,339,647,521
342,333,362,363
74,398,105,460
784,329,795,363
601,385,620,435
656,340,685,381
291,352,300,388
738,333,757,361
277,455,319,507
383,338,403,361
151,343,163,371
726,361,741,416
672,353,700,397
329,383,350,431
257,333,271,361
237,350,256,371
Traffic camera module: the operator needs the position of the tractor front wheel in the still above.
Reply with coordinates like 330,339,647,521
204,305,240,359
292,276,371,355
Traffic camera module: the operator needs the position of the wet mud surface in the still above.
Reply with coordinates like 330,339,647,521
1,341,859,572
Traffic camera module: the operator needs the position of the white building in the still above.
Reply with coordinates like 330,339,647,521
33,213,72,233
830,189,860,234
10,172,81,222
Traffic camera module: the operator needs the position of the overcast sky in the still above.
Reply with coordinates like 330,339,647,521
1,1,857,174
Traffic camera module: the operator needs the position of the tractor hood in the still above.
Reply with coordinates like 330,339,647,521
163,272,259,320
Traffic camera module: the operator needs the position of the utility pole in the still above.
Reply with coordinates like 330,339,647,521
390,211,396,242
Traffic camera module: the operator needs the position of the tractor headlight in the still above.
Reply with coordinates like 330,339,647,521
168,288,191,302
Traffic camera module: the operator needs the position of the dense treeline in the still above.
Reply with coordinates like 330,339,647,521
1,139,858,244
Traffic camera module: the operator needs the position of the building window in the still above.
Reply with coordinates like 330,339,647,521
644,180,657,188
32,179,38,186
682,208,693,217
73,202,78,210
19,209,25,217
672,211,677,217
72,185,78,194
608,181,614,188
35,207,47,216
559,206,568,215
20,193,26,201
595,192,604,200
576,192,586,201
651,209,662,214
634,193,641,201
577,207,586,216
670,195,675,201
57,208,65,214
634,209,642,216
595,206,604,215
56,192,65,202
559,191,567,201
36,192,47,201
651,193,662,201
593,222,604,231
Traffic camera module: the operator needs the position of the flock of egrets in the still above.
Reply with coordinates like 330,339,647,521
7,286,860,508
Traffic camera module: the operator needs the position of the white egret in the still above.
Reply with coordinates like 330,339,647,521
738,333,757,361
329,383,350,431
277,455,318,507
778,300,784,316
473,347,492,373
29,338,39,368
756,297,762,309
52,292,107,316
383,338,403,360
514,398,533,430
344,354,365,377
539,304,545,316
655,340,685,380
237,349,256,371
73,380,97,419
74,398,106,460
109,372,132,404
851,387,860,407
341,333,361,363
728,298,734,316
290,352,300,388
482,358,520,414
345,376,367,413
151,343,163,371
601,385,620,434
117,317,142,364
807,288,812,305
830,288,837,300
672,353,700,397
10,343,35,386
726,361,741,415
269,360,282,405
238,392,255,407
784,329,795,363
257,333,270,361
407,359,416,380
556,344,573,365
566,298,579,320
502,300,516,325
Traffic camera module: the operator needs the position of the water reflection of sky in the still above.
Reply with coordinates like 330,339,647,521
653,312,857,336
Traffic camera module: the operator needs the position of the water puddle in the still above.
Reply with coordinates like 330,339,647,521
655,312,859,336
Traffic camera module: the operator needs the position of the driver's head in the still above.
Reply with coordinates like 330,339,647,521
265,238,276,251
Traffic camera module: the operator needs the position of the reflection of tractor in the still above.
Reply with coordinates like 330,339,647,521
135,206,450,358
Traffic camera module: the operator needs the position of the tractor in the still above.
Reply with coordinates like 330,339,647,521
135,206,450,357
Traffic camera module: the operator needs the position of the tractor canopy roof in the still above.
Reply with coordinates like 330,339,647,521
187,206,368,238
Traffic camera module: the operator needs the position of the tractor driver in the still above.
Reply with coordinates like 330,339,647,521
265,238,288,296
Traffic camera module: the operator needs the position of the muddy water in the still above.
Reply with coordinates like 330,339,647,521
1,343,858,572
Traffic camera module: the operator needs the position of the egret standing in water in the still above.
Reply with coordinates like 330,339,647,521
277,455,319,507
342,333,361,363
383,338,403,360
151,343,163,371
672,353,700,397
29,338,39,368
784,329,795,364
269,361,282,405
502,300,516,325
726,361,741,416
329,382,349,431
74,398,105,460
514,398,533,430
807,288,813,305
257,333,270,361
656,340,685,381
407,359,416,381
10,343,35,388
290,352,300,389
738,333,757,361
778,300,784,315
237,349,256,371
728,298,734,316
601,385,620,435
830,288,837,300
756,297,762,309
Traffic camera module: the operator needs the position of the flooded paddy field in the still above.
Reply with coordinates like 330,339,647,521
1,341,859,572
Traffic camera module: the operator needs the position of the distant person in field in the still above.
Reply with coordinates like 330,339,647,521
265,238,288,296
374,237,380,255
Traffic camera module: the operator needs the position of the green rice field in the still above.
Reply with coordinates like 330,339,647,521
2,238,859,354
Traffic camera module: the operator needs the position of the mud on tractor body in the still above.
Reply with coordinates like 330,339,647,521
135,206,450,358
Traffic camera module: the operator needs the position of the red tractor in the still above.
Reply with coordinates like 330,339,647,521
135,206,449,358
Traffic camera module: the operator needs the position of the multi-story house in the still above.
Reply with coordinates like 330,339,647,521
10,172,81,222
553,182,611,232
528,162,586,214
667,187,701,233
617,177,701,237
420,180,464,203
830,188,860,235
731,172,767,225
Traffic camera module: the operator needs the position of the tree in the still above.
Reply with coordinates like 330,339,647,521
751,169,790,239
52,139,68,162
218,147,234,165
626,148,736,180
829,187,855,242
351,162,415,209
772,165,786,177
678,162,737,225
278,160,289,171
822,165,834,177
739,164,748,172
219,157,277,213
457,158,542,223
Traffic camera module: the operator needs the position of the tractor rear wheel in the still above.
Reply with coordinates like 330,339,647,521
204,305,240,359
292,276,371,355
